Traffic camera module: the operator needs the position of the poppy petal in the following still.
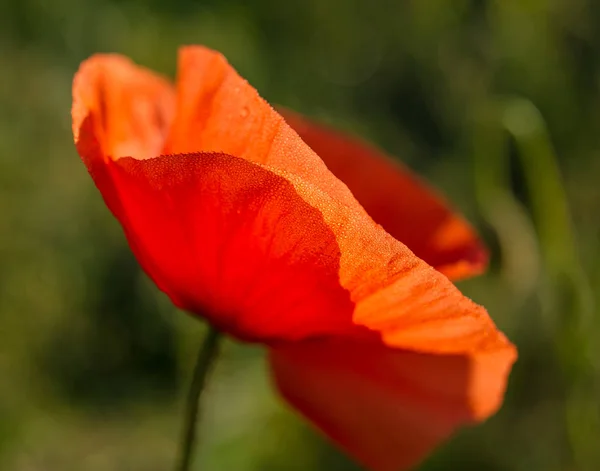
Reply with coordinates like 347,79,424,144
270,339,515,471
280,109,487,280
81,151,358,341
72,54,175,162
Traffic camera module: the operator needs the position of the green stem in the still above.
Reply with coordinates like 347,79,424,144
175,325,222,471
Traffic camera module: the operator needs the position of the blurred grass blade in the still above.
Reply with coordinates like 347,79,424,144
501,97,597,468
472,101,541,300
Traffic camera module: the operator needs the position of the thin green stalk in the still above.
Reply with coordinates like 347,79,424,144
175,325,222,471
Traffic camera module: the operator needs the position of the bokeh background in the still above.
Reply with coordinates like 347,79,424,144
1,0,600,470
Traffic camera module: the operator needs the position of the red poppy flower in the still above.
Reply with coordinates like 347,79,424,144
72,45,516,471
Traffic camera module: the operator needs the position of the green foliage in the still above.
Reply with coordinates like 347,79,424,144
1,0,599,469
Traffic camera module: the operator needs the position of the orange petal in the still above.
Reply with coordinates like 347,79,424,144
160,46,361,209
162,45,281,158
270,339,515,471
281,109,487,280
82,151,358,342
72,54,175,162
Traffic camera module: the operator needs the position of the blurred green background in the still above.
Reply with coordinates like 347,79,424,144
1,0,600,470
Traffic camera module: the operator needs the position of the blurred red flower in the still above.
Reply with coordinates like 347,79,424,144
72,45,516,471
